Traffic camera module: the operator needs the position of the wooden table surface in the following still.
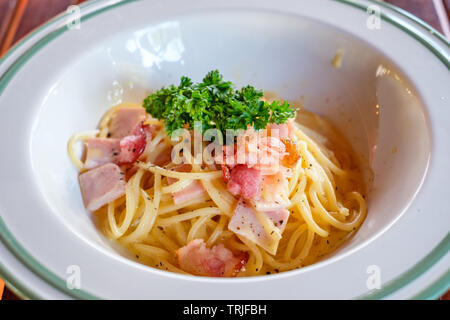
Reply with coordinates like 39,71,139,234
0,0,449,300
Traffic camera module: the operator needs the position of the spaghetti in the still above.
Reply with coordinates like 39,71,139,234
68,98,366,277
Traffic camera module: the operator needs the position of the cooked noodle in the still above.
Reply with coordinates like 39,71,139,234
68,102,367,276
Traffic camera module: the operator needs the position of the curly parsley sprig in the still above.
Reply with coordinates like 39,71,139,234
143,70,295,140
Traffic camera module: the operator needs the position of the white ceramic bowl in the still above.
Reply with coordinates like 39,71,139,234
0,0,448,299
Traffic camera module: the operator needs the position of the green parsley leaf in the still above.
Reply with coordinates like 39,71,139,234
143,70,295,142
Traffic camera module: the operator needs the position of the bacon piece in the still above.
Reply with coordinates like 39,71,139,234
167,164,206,204
172,181,205,204
84,122,149,170
215,144,235,167
176,239,248,277
221,164,231,182
252,171,290,211
264,208,290,233
116,123,147,165
227,165,262,199
84,138,121,170
78,163,125,211
229,198,287,255
109,107,146,139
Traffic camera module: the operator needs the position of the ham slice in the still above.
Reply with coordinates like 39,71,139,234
167,164,206,204
84,138,121,170
220,164,231,182
251,171,290,211
264,208,289,233
229,198,289,255
226,165,262,199
176,239,248,277
84,122,148,170
109,107,146,139
78,163,125,211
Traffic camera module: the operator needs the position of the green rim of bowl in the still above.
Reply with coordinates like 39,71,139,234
0,0,448,300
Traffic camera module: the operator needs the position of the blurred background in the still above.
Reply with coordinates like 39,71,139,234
0,0,448,300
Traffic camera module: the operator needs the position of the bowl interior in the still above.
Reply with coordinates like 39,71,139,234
28,10,430,269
